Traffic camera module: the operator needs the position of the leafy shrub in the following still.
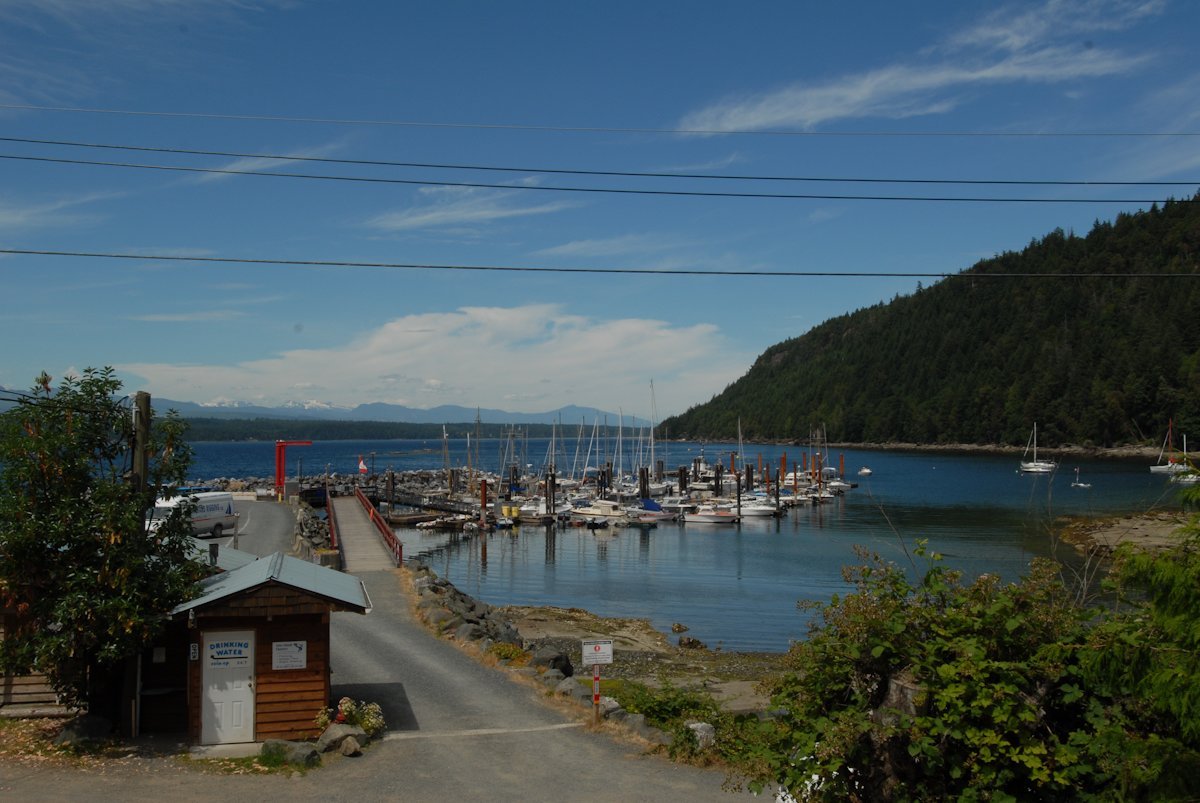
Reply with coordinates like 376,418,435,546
609,678,718,729
719,539,1200,801
487,642,528,663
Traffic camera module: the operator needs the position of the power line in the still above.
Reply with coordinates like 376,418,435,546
0,153,1185,204
1,135,1196,187
2,248,1196,279
3,102,1200,138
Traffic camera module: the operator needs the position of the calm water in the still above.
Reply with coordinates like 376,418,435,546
191,438,1184,651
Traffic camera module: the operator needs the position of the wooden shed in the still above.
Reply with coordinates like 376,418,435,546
0,611,65,716
154,551,371,745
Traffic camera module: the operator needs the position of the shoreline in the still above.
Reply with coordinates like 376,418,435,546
1057,510,1192,555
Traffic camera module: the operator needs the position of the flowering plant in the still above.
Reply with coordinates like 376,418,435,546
314,696,386,736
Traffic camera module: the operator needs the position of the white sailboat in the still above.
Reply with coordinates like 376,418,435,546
1150,419,1188,474
1019,423,1057,474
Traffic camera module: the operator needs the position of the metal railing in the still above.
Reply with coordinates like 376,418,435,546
355,487,403,565
326,481,344,570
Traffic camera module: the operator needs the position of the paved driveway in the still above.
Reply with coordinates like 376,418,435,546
321,569,749,801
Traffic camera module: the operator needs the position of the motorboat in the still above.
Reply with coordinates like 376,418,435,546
569,498,629,525
739,498,780,517
683,504,739,524
857,466,873,476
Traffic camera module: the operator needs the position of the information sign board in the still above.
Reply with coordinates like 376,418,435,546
581,639,613,666
272,640,308,670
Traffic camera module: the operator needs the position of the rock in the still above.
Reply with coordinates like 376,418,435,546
678,635,707,649
609,710,644,728
671,622,689,633
540,668,565,686
53,714,111,746
554,677,579,697
686,721,716,750
316,723,369,753
263,739,321,767
339,736,362,757
455,623,485,642
286,743,321,767
531,646,574,677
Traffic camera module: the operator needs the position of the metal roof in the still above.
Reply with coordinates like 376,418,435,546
185,537,258,572
171,552,372,616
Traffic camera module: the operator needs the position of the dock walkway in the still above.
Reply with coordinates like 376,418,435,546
331,495,398,573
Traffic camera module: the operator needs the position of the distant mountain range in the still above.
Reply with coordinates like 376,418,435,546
158,398,653,428
0,387,650,428
0,391,651,428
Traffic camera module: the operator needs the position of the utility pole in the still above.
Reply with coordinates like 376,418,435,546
125,390,152,740
131,391,151,496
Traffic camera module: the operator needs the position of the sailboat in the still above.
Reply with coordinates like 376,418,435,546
1150,419,1188,474
1019,423,1057,474
1070,467,1091,489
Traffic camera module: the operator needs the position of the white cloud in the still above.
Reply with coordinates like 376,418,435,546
189,141,346,184
678,0,1159,132
365,187,576,233
0,191,118,231
120,304,752,416
533,233,678,258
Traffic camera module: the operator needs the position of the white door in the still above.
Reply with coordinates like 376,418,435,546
201,630,255,744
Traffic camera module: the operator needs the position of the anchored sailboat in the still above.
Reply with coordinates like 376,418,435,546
1019,423,1056,474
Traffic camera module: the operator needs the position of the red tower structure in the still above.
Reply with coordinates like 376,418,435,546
274,440,313,500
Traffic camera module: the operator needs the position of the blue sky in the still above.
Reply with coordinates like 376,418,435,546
0,0,1196,420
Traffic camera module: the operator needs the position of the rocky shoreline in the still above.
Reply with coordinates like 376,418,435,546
403,560,779,720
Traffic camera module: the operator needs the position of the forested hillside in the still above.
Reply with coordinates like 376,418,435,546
661,196,1200,447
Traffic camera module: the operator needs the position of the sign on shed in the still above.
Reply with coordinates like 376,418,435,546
272,640,308,670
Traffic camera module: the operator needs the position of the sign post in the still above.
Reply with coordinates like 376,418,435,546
581,639,614,725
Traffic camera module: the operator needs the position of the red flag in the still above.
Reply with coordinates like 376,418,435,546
358,456,368,474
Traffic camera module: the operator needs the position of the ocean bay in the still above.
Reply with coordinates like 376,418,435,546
191,438,1182,652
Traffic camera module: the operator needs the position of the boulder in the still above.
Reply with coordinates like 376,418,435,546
678,636,707,650
531,646,574,677
53,714,111,746
316,723,369,753
262,739,321,767
454,623,485,642
339,736,362,757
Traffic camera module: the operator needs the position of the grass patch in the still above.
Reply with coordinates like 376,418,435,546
179,753,301,775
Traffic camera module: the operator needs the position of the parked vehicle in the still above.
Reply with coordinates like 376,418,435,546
150,491,237,537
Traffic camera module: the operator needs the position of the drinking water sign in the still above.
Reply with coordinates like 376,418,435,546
207,639,251,669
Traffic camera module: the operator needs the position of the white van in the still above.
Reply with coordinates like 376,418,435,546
150,492,238,538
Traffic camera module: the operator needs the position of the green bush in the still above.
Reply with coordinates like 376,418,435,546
719,538,1200,801
609,678,718,729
